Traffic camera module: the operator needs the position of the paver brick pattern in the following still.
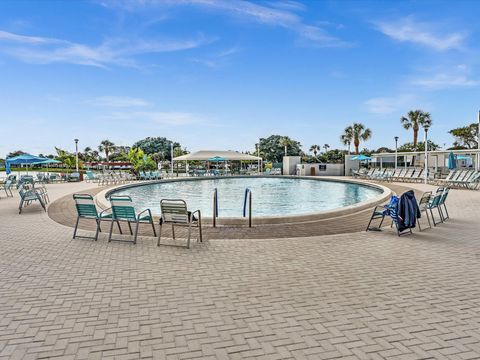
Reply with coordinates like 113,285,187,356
1,181,480,359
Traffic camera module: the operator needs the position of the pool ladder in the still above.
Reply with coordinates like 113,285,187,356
243,188,252,228
212,187,252,228
212,188,219,227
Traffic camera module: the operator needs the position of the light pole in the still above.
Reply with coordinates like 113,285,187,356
170,142,174,177
74,138,79,172
477,110,480,171
394,136,399,171
424,127,429,184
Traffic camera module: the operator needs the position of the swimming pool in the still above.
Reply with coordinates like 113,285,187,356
109,177,383,218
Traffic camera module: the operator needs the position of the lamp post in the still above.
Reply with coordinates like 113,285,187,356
477,110,480,171
424,127,429,184
394,136,399,171
170,142,174,177
74,138,79,172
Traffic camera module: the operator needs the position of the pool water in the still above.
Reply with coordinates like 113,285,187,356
110,177,382,218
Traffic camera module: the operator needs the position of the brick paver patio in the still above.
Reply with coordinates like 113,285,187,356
1,180,480,359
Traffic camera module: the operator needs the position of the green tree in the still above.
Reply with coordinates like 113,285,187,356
127,148,156,173
6,150,26,158
318,149,346,164
55,147,82,173
279,136,293,156
398,140,440,152
255,135,302,163
448,123,478,149
340,127,353,154
98,140,115,164
110,146,131,162
309,145,320,158
132,137,180,160
400,110,432,150
323,144,330,153
341,123,372,154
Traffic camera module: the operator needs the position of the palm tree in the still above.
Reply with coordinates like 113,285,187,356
323,144,330,153
309,145,320,158
400,110,432,150
81,146,92,161
341,123,372,154
279,136,292,156
340,126,353,154
98,140,115,165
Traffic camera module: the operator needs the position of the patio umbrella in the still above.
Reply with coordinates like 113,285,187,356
448,152,457,170
208,156,226,174
351,154,372,161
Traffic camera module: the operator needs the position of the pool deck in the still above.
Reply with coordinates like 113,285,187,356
1,179,480,359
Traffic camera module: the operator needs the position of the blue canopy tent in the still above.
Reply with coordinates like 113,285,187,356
38,158,61,165
5,154,47,175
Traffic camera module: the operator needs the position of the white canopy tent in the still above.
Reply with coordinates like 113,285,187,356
173,150,263,175
173,150,262,161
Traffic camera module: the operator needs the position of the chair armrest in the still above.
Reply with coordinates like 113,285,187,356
137,208,152,218
191,209,201,222
99,207,112,216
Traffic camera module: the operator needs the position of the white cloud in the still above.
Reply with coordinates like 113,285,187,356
376,17,465,51
364,95,415,114
0,30,211,67
108,0,350,47
0,30,66,45
413,74,479,89
87,96,151,107
190,46,241,68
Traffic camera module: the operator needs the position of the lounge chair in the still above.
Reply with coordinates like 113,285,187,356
0,179,14,197
68,172,81,182
399,168,415,182
73,193,113,241
108,195,156,244
158,199,202,249
18,184,46,214
390,168,405,182
36,173,46,183
85,171,97,183
410,169,423,183
49,174,59,183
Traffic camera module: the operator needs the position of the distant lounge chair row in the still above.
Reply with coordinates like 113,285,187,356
85,171,137,186
358,167,427,183
138,171,162,181
434,169,480,189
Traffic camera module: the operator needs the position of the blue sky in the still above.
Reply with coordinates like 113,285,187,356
0,0,479,157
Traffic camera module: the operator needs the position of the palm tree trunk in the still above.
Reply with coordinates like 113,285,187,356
412,129,418,165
